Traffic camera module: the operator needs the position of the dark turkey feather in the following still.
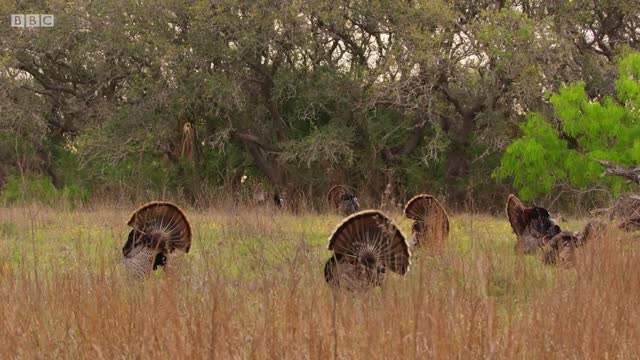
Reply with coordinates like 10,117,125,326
506,194,528,237
506,194,561,254
327,185,352,207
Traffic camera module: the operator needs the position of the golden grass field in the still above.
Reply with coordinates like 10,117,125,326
0,204,639,359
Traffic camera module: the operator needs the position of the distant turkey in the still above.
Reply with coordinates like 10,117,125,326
403,194,450,253
122,201,192,279
506,194,561,255
326,185,360,216
254,184,287,209
506,194,607,265
324,210,410,291
273,190,287,209
541,231,579,266
542,221,608,266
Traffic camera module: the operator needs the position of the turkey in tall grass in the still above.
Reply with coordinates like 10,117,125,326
324,210,410,291
122,201,192,279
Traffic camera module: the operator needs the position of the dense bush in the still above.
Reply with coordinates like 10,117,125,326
0,175,90,207
496,52,640,201
1,1,638,210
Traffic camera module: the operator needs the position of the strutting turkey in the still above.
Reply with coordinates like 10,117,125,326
326,185,360,216
122,201,192,279
324,210,410,291
403,194,450,253
506,194,561,255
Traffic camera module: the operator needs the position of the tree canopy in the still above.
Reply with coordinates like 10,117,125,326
1,0,639,210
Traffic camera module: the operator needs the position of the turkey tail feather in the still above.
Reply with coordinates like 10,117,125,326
328,210,409,275
127,201,192,253
403,194,450,249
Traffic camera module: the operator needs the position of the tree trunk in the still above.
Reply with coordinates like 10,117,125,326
444,113,475,207
35,143,63,189
246,143,287,188
0,166,6,189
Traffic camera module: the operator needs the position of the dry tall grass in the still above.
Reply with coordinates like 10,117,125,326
0,205,639,358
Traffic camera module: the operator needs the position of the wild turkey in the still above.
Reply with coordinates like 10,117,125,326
403,194,450,253
273,190,287,209
506,194,561,254
324,210,410,291
326,185,360,216
254,184,287,209
542,231,578,266
505,209,607,266
543,220,608,266
254,184,268,206
122,201,192,279
575,220,607,246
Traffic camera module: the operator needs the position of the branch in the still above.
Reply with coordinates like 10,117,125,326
380,120,428,162
558,131,583,152
439,85,465,115
397,120,427,156
231,131,280,153
596,159,640,185
437,78,486,118
16,63,78,96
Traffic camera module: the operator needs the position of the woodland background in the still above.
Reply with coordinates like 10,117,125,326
1,0,640,212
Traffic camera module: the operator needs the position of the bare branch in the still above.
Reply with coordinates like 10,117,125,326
596,159,640,185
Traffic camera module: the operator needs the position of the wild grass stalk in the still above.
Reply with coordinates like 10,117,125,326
0,205,637,358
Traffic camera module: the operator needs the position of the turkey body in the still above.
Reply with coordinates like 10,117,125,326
506,194,561,255
123,201,192,279
327,185,360,216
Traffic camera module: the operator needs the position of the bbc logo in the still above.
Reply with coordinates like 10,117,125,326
11,14,55,28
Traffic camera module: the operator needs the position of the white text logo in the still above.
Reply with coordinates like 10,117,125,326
11,14,55,28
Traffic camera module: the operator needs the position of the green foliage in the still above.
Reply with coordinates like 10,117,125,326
617,52,640,110
61,184,92,208
1,176,60,205
0,175,90,207
2,0,639,209
496,53,640,200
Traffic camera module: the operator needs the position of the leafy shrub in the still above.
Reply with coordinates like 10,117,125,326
62,184,91,208
0,175,90,207
0,175,60,205
495,52,640,200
